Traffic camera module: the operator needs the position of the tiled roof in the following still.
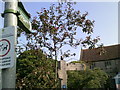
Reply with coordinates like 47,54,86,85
80,44,120,62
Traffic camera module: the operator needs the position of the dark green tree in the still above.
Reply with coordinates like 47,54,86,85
16,49,59,88
67,68,108,88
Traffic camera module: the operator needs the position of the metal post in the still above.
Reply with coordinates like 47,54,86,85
2,0,18,88
0,70,2,89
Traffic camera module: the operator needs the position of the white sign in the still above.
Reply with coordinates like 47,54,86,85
0,26,17,69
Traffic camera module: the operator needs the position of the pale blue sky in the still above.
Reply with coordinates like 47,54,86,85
0,2,118,61
22,2,118,46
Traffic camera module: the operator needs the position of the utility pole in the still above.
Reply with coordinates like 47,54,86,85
2,0,18,88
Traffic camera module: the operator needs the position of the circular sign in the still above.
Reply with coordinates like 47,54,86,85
0,39,10,57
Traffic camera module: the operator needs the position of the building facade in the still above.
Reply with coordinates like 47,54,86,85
80,44,120,76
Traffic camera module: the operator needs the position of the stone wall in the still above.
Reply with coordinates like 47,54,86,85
58,60,85,88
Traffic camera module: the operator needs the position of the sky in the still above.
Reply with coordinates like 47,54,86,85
0,1,119,62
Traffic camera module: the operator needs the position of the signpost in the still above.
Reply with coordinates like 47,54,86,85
0,0,32,88
2,1,32,33
1,0,18,88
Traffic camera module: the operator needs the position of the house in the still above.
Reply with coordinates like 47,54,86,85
80,44,120,76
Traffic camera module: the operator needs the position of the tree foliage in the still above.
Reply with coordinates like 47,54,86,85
18,2,100,60
16,2,101,88
67,68,108,88
16,49,59,88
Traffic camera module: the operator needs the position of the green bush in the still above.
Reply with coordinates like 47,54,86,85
16,49,59,88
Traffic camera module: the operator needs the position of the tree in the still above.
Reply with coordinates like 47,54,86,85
67,68,108,88
16,49,59,88
25,2,100,60
17,2,100,84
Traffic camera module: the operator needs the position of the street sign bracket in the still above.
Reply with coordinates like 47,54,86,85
1,9,19,17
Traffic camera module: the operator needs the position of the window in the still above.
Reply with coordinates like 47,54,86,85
105,61,111,68
90,62,96,69
67,64,68,66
